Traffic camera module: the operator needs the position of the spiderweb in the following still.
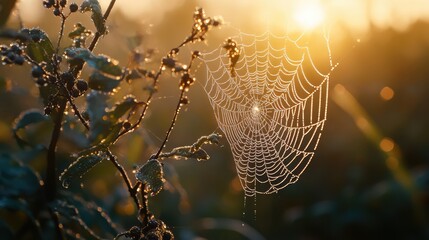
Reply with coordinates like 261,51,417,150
201,30,332,197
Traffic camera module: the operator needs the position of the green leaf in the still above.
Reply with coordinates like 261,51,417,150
80,0,106,35
135,159,165,196
59,154,104,188
98,122,122,146
0,0,17,26
24,28,55,64
23,28,56,106
13,109,49,147
65,48,123,77
88,72,121,92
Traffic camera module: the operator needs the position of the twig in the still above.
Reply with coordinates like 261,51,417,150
154,89,185,159
106,150,141,209
140,183,150,225
56,14,67,54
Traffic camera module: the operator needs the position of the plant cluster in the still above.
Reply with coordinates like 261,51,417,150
0,1,223,239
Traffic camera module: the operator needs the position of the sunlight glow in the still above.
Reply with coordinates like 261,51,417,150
293,2,325,30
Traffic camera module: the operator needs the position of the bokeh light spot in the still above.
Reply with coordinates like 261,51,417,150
380,86,395,101
380,138,395,152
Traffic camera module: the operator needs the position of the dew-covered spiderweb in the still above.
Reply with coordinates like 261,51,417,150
201,30,332,197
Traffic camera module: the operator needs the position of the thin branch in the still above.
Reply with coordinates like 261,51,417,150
106,150,141,209
56,14,67,54
88,0,116,52
140,183,150,225
154,89,185,159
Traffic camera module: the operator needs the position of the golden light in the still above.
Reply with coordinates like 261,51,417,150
380,86,395,101
380,138,395,152
293,2,326,30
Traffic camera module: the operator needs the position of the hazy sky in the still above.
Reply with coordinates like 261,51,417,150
18,0,429,33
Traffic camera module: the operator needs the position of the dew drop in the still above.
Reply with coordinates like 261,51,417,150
62,180,70,189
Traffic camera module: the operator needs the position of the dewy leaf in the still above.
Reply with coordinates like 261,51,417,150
65,48,123,77
13,109,48,131
68,23,92,39
107,96,137,121
80,0,106,35
88,72,121,92
24,28,55,64
59,154,104,188
158,146,210,161
135,159,165,196
99,122,122,146
23,28,56,106
13,109,49,147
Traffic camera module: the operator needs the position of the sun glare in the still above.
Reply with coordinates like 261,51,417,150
293,2,325,30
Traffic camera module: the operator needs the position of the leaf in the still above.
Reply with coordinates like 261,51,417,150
158,146,210,161
99,122,122,146
13,109,47,131
107,96,137,121
23,28,56,106
68,23,92,39
51,199,104,239
0,29,30,42
60,192,119,236
0,0,17,26
0,198,35,221
135,159,165,196
13,109,49,147
24,28,55,64
65,48,123,77
59,154,104,188
157,133,221,161
88,72,121,92
80,0,106,35
0,155,41,197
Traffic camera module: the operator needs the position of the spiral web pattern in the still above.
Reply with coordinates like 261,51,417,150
201,31,331,196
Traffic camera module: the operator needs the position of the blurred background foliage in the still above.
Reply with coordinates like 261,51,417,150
1,0,429,239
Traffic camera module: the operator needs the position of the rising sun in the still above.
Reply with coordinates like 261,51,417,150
293,2,326,30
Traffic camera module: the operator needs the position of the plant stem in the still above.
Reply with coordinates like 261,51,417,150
45,99,67,202
154,89,185,158
106,150,141,209
140,183,150,225
88,0,116,52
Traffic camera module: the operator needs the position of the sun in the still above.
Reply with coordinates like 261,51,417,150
293,2,326,30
